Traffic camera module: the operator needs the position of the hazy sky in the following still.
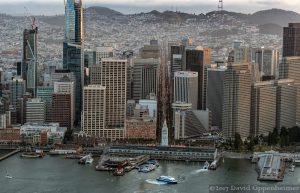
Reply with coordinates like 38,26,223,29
0,0,299,15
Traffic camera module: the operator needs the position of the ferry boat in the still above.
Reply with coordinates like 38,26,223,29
138,164,156,173
156,176,178,184
78,154,93,164
20,152,44,158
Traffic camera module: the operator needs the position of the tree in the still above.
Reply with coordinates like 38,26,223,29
280,127,289,147
234,133,243,150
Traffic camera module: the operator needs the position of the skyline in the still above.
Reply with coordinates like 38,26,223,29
0,0,300,16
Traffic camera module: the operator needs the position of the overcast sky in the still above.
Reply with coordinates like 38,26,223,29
0,0,299,15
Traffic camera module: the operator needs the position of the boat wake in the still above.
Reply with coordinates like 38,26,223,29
145,179,168,185
191,169,209,174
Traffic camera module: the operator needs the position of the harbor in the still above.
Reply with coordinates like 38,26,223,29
1,154,300,193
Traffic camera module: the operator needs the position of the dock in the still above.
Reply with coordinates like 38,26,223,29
254,151,287,181
95,155,150,173
0,149,20,161
108,145,217,162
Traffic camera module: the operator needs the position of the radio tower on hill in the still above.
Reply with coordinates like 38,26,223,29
218,0,223,11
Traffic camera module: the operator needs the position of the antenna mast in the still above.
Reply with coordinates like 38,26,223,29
218,0,223,11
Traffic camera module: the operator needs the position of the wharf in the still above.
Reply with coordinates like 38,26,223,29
108,145,217,162
255,151,287,181
0,149,20,161
95,155,150,172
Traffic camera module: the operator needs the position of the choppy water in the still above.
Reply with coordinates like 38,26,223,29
0,153,300,193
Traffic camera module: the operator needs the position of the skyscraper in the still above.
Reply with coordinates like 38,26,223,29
52,76,75,129
283,23,300,57
222,63,251,139
37,86,54,123
173,71,198,109
90,59,127,139
82,85,106,137
26,98,46,123
185,47,204,109
63,0,83,125
10,77,26,107
251,48,279,79
22,20,38,97
250,81,277,137
207,67,225,130
132,58,159,101
52,93,72,130
65,0,83,44
276,79,297,130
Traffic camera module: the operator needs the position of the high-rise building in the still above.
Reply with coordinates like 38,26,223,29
90,59,127,139
132,58,159,101
185,46,205,109
139,42,160,59
10,77,26,107
251,48,279,79
207,67,225,129
52,76,75,129
84,48,96,68
170,45,185,77
16,92,32,124
95,46,114,64
64,0,83,44
172,102,192,140
63,0,83,125
37,86,54,123
51,70,76,87
222,63,251,139
22,20,38,97
276,79,297,130
280,57,300,83
203,48,212,65
63,43,83,125
173,71,198,109
26,98,46,123
283,23,300,57
250,81,277,136
52,93,72,130
82,85,106,137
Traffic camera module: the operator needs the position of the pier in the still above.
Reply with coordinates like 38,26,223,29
108,145,217,162
0,149,20,161
95,155,150,172
253,150,294,181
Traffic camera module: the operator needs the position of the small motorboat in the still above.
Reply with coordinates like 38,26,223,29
203,161,210,170
156,176,178,184
146,159,159,167
138,164,156,173
78,154,93,164
290,164,295,172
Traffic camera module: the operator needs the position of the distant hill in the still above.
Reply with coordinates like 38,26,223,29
85,6,123,17
31,7,300,31
249,9,300,26
258,23,283,36
38,15,64,26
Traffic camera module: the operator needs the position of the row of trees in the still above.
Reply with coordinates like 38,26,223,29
232,126,300,151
